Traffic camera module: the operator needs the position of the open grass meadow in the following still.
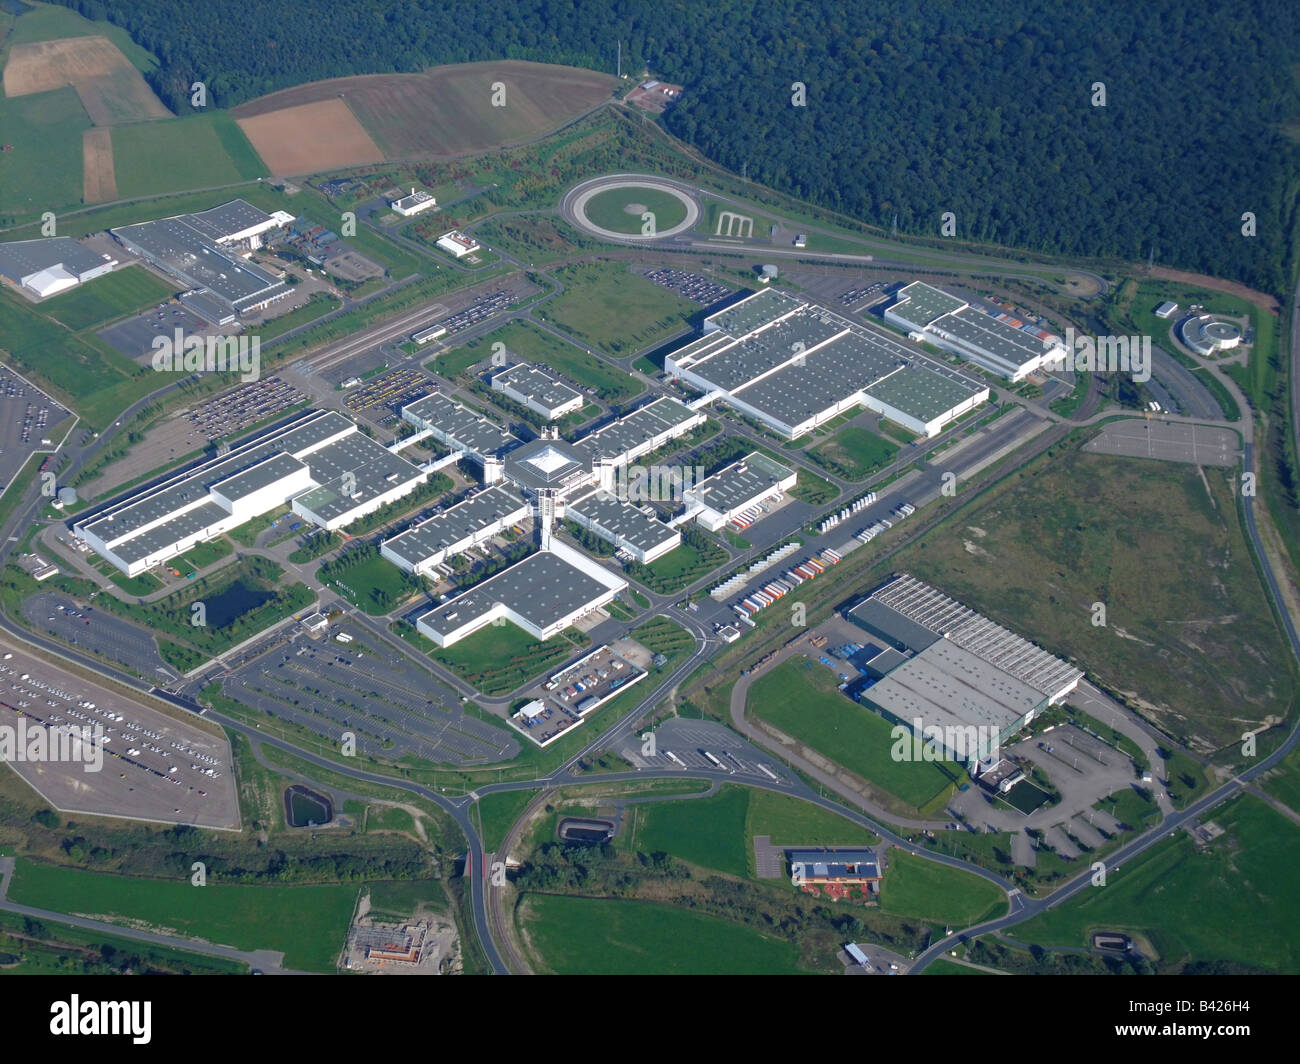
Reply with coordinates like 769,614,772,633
110,113,266,198
1011,796,1300,973
745,788,880,848
535,263,697,357
889,448,1291,753
630,785,750,876
584,185,688,234
41,265,175,330
749,658,961,813
518,893,807,974
880,850,1007,927
807,425,900,480
7,858,358,971
0,85,91,216
428,621,588,697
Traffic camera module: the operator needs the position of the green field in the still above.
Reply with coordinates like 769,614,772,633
519,893,807,974
1262,747,1300,814
583,186,688,235
110,113,266,199
7,859,358,971
808,426,900,480
476,789,536,852
0,86,91,216
629,532,727,594
745,788,880,848
9,0,160,70
436,319,643,403
427,622,587,696
749,658,960,812
923,957,990,975
42,267,175,331
535,264,697,356
320,551,419,616
889,448,1291,752
633,785,750,876
880,850,1007,926
1012,796,1300,972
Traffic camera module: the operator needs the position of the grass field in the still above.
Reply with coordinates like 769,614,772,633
476,789,535,853
7,858,357,971
584,186,688,235
745,788,880,848
889,449,1290,753
632,785,750,876
41,266,174,330
0,85,91,215
320,552,418,616
807,425,900,480
1262,747,1300,814
110,113,266,199
437,320,643,403
749,658,960,812
923,957,989,975
880,850,1007,926
631,534,728,594
519,893,807,974
8,1,161,72
1011,796,1300,972
427,622,588,697
535,263,697,357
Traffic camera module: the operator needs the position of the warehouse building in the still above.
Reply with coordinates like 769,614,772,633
436,230,480,258
381,484,530,576
389,188,438,217
75,410,426,574
0,237,117,298
884,281,1067,381
684,452,796,532
491,363,584,420
567,490,681,563
573,396,706,479
665,288,987,438
415,540,625,647
402,392,520,481
112,200,295,316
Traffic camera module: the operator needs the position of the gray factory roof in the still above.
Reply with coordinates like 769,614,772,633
504,436,591,493
78,411,351,543
573,397,699,463
788,851,879,879
687,311,846,391
939,306,1050,362
863,362,985,422
182,200,278,242
108,501,232,567
861,639,1045,735
112,215,287,311
211,452,308,503
179,289,235,325
888,282,969,327
492,363,581,412
568,491,679,554
706,287,802,335
0,237,107,285
403,392,519,459
418,550,613,636
382,485,529,567
292,432,426,524
688,452,794,515
846,598,943,653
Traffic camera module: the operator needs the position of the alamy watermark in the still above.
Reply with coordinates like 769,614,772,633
1043,327,1151,383
151,329,261,382
890,718,1000,765
608,462,706,504
0,720,105,772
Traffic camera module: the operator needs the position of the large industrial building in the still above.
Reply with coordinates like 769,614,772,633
381,485,531,577
684,452,796,532
0,237,117,298
491,363,584,420
665,288,988,438
566,490,681,563
415,540,625,646
112,200,296,317
75,410,428,575
884,282,1067,381
846,574,1083,766
572,396,707,478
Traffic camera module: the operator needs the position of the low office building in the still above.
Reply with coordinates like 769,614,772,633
0,237,116,298
75,410,426,574
389,188,437,217
789,850,880,885
665,288,987,438
884,281,1066,381
436,230,480,258
381,485,530,576
567,490,681,563
684,452,796,532
414,541,626,647
491,363,584,420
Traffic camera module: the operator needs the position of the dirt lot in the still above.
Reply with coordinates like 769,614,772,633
232,60,614,160
4,35,169,123
1149,266,1280,314
236,98,384,176
82,127,117,202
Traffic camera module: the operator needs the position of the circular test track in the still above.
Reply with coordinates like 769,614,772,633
562,173,701,243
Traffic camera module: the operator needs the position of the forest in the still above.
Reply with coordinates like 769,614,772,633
48,0,1300,294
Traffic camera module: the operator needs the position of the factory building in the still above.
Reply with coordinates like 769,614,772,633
684,452,797,532
491,363,584,420
0,237,116,298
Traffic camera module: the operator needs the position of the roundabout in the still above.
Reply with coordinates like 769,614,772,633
564,174,701,242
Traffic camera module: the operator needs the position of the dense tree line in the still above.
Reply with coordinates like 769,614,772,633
52,0,1300,293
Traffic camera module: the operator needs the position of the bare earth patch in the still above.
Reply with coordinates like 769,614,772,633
236,98,384,176
4,36,170,124
82,127,117,201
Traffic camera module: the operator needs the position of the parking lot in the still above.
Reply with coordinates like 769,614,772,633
183,376,307,441
221,622,518,764
1083,420,1239,467
635,265,733,306
98,304,220,363
0,636,238,828
0,364,72,491
23,592,172,681
615,717,794,783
